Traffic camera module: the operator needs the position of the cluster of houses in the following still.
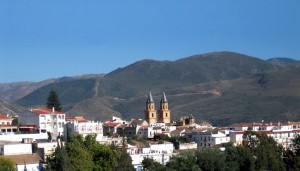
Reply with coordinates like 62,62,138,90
1,92,300,171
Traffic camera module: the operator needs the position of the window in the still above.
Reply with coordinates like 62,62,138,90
166,113,168,117
152,113,154,118
40,115,45,120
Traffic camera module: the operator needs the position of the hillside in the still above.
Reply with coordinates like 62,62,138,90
268,57,300,67
113,66,300,125
0,74,104,102
0,100,24,116
102,51,278,98
11,51,300,125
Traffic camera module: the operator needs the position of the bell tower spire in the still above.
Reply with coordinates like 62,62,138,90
145,92,157,124
158,92,171,123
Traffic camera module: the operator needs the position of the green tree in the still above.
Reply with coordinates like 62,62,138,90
195,147,226,171
166,150,201,171
292,134,300,156
48,133,132,171
0,157,16,171
284,134,300,171
243,131,286,171
142,158,165,171
224,143,254,171
47,89,62,111
47,140,71,171
236,145,255,171
113,149,135,171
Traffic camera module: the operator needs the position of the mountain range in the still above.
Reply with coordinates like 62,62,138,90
1,51,300,126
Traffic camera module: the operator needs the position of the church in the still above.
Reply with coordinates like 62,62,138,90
144,92,171,124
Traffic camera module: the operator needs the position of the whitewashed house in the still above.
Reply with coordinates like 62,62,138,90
127,143,174,170
66,116,104,141
18,107,66,140
0,114,17,135
229,122,300,149
192,129,230,147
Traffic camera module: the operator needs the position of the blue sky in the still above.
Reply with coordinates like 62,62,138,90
0,1,299,83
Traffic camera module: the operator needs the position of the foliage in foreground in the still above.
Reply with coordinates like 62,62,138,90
47,134,134,171
143,132,300,171
0,157,16,171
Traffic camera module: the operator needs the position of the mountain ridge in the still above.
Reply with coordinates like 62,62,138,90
2,51,300,125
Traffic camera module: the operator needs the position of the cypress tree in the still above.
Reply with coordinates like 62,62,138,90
47,89,62,111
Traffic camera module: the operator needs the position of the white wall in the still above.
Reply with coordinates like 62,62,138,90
1,144,32,155
150,143,173,154
179,142,197,150
0,133,47,142
17,164,39,171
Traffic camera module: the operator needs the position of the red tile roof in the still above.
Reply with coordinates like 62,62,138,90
232,129,300,135
31,107,65,115
140,126,149,129
105,121,120,127
66,116,88,123
233,122,291,127
0,114,12,120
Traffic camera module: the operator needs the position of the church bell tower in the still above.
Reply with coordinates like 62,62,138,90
145,92,157,124
158,92,171,123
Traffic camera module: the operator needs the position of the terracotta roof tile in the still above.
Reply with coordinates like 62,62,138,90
0,114,12,120
105,121,120,127
31,107,65,115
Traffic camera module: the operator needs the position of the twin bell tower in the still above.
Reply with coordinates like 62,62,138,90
145,92,171,124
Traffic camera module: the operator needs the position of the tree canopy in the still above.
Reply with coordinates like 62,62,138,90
47,134,134,171
0,157,16,171
47,89,62,111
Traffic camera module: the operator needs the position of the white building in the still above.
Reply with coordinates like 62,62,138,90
192,129,230,147
230,122,300,149
0,139,42,171
18,107,66,140
127,143,174,170
137,126,154,139
0,141,32,155
0,114,17,135
0,114,13,126
66,116,104,141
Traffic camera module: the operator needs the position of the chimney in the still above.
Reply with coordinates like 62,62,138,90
52,107,55,113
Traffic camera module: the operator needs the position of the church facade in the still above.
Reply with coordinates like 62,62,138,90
145,92,171,124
